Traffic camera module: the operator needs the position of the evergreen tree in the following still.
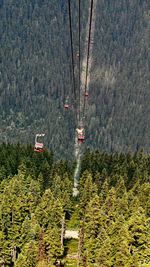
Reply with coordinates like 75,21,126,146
84,195,101,265
79,171,98,215
44,226,63,265
96,229,112,267
128,207,150,265
15,240,38,267
113,223,133,267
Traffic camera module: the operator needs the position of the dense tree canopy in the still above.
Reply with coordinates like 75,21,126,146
0,144,149,266
0,0,150,158
0,0,150,265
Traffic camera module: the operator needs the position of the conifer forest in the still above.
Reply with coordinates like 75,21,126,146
0,0,150,266
0,0,150,156
0,145,150,266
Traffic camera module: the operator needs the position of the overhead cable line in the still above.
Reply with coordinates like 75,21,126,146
83,0,94,117
78,0,81,122
67,0,76,102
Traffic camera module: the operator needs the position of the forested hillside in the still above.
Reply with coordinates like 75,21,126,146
0,0,150,157
0,0,88,158
0,145,150,266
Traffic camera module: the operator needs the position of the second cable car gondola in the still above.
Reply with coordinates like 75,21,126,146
76,127,85,143
64,97,70,110
64,103,69,110
34,134,45,153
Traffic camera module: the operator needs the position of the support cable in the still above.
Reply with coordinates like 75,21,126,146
78,0,81,123
67,0,76,102
83,0,94,117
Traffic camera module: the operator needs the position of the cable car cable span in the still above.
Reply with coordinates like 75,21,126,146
83,0,94,118
78,0,81,123
67,0,76,103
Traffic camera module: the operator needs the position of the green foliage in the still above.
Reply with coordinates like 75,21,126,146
44,226,63,264
0,145,150,266
78,151,150,266
96,231,112,267
64,239,78,267
15,240,38,267
0,0,150,157
66,209,80,230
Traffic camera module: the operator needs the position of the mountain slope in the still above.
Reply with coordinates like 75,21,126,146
0,0,150,157
88,0,150,152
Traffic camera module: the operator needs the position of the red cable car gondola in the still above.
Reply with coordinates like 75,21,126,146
64,97,70,110
34,134,45,153
64,103,69,110
76,127,85,143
